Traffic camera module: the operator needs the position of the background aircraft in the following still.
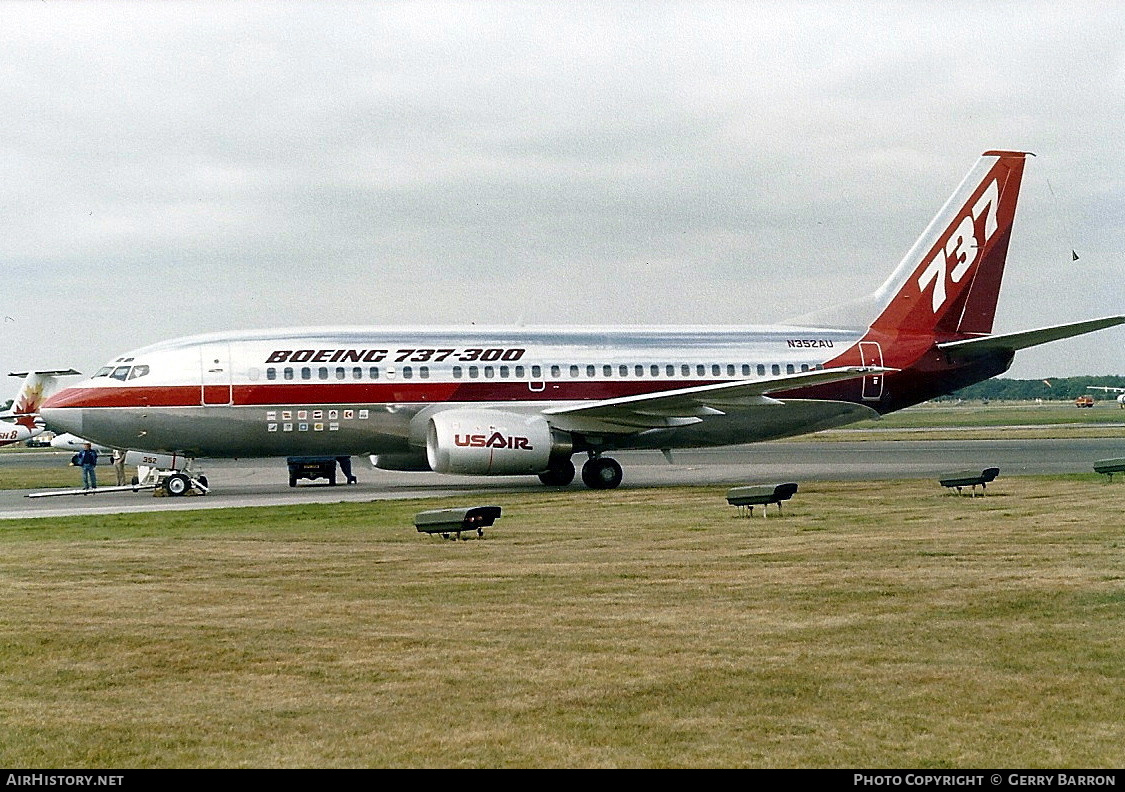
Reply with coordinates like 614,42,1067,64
41,152,1124,491
0,370,80,448
1087,386,1125,407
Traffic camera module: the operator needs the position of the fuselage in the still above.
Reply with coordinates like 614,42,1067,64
43,323,964,459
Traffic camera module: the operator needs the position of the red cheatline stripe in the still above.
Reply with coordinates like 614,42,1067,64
43,380,732,409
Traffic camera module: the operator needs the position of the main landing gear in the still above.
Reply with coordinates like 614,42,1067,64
581,455,623,490
538,453,623,490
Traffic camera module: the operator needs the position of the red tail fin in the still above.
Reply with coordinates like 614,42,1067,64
868,151,1029,338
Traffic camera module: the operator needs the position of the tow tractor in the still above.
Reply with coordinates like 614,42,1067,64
26,450,209,499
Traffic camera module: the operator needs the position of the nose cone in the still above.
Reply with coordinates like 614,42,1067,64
40,384,89,437
40,406,83,437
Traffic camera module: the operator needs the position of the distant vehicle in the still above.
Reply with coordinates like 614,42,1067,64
287,456,339,487
1075,395,1095,408
24,431,56,448
1087,385,1125,408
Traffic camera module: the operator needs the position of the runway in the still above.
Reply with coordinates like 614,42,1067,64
1,435,1121,520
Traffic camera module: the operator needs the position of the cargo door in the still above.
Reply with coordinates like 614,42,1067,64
859,341,884,401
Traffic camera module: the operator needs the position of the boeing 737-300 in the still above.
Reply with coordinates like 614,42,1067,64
41,151,1124,491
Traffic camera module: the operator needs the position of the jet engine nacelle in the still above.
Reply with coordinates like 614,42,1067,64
426,409,567,475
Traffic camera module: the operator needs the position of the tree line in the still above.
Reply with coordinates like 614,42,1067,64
942,375,1125,402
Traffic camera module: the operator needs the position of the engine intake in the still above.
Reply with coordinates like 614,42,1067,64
426,409,569,475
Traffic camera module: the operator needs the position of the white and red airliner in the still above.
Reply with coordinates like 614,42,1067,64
42,151,1124,490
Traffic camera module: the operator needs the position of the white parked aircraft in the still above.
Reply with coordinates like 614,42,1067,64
1,370,80,448
42,151,1124,491
1087,386,1125,408
49,432,113,454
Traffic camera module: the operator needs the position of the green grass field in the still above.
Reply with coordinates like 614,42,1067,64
1,477,1123,767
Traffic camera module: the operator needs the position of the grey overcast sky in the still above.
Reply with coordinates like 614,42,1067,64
2,1,1122,380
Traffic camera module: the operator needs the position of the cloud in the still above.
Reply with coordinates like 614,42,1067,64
1,1,1121,379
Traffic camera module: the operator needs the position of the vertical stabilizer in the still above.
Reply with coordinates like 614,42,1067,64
867,151,1029,338
5,370,81,430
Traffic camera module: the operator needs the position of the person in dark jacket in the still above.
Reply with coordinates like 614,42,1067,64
74,443,98,490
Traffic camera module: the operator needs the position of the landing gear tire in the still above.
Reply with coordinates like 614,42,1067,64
581,457,623,490
538,458,576,486
164,473,191,497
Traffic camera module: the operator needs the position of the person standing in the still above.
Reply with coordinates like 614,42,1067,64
336,456,357,485
112,448,126,486
75,442,98,491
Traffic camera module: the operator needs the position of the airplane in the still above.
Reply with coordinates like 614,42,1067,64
1087,386,1125,408
41,151,1124,492
50,432,114,454
0,370,80,449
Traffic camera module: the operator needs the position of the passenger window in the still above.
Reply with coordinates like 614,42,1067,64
500,366,509,378
801,364,810,372
266,367,277,381
569,365,579,378
619,365,628,377
284,368,294,381
529,365,540,378
727,365,735,377
586,365,595,377
369,367,379,379
772,364,780,376
681,365,690,377
452,366,462,379
111,366,130,381
336,367,346,380
551,365,561,378
787,364,795,374
469,366,479,379
420,366,429,379
696,364,705,377
666,365,675,377
603,365,612,377
318,367,328,380
635,365,644,377
247,368,259,382
352,367,363,379
757,364,766,376
741,364,750,376
711,365,720,376
650,365,659,377
514,366,524,378
483,366,494,379
402,366,413,379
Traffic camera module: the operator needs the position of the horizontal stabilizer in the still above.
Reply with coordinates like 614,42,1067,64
938,316,1125,361
8,369,81,378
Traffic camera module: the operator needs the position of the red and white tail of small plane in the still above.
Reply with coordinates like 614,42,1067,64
3,369,82,430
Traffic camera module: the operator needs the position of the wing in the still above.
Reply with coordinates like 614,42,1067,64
542,365,889,434
1088,386,1125,394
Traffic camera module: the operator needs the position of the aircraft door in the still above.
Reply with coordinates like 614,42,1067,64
200,343,233,406
859,341,884,401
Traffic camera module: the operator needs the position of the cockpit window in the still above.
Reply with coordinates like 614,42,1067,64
94,367,114,378
110,366,131,381
127,365,150,380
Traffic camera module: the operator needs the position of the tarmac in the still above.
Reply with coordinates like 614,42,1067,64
1,435,1121,519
